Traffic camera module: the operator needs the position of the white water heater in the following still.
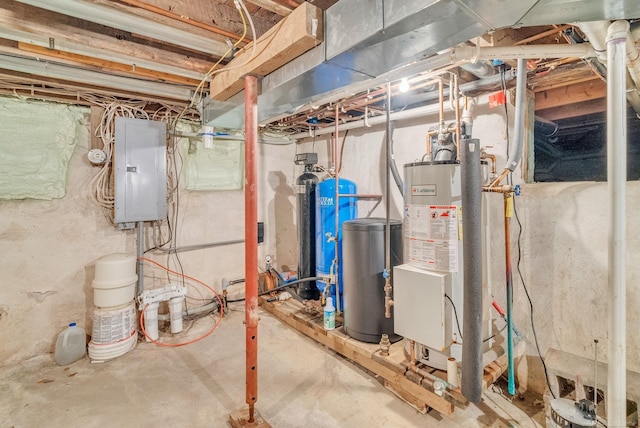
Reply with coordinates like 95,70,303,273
394,160,491,370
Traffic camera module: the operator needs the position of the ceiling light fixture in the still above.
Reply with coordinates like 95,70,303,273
399,77,410,93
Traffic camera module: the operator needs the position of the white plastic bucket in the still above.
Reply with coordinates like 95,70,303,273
88,301,137,362
92,253,137,308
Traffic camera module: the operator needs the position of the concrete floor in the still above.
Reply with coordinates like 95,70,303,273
1,304,544,428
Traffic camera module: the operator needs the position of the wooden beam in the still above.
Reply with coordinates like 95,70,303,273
532,75,602,93
17,42,202,86
0,1,216,75
0,70,190,105
246,0,293,16
209,2,323,101
117,0,251,43
535,79,606,110
536,98,607,121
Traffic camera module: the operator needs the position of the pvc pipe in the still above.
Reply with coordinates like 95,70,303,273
578,20,640,117
504,58,528,172
136,222,144,297
447,358,458,387
460,138,483,404
606,20,628,428
244,75,259,422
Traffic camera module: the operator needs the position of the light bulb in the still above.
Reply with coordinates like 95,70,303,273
399,77,410,93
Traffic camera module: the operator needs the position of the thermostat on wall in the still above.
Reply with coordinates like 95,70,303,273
88,149,107,165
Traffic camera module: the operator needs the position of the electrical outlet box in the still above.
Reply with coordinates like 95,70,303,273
114,117,167,224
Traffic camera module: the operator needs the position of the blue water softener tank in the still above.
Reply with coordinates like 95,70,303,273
315,177,357,307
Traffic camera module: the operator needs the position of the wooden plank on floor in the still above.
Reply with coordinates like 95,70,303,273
260,298,455,415
209,2,323,101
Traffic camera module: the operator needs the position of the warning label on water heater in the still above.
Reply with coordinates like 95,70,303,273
404,204,458,272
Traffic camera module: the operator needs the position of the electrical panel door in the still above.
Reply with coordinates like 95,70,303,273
114,117,167,225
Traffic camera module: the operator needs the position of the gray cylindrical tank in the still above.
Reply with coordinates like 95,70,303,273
343,218,402,343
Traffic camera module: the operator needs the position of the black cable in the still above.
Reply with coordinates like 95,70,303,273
445,294,463,340
513,194,556,399
226,276,324,303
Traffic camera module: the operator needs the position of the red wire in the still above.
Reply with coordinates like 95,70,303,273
137,257,225,347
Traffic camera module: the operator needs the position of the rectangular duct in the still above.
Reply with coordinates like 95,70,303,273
204,0,639,130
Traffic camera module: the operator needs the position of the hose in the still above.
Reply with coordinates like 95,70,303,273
226,276,327,303
387,121,404,196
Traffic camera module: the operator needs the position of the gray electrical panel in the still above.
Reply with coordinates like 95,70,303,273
114,117,167,225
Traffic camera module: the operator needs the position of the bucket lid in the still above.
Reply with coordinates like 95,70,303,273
343,218,402,231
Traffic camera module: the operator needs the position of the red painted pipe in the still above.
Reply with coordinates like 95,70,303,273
244,75,259,423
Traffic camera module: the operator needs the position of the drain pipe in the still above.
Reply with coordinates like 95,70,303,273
578,20,640,115
461,138,483,404
606,20,628,428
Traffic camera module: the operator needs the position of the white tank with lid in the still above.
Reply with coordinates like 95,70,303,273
92,253,137,308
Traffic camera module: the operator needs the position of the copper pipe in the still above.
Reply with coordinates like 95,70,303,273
489,168,509,188
426,130,437,161
118,0,251,43
244,75,259,423
504,191,516,396
514,24,572,46
482,184,513,193
334,103,341,314
481,152,497,175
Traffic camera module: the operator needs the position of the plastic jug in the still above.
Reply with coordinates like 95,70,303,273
54,322,86,365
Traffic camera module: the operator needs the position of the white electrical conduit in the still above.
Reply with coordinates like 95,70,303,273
606,20,628,428
504,58,528,172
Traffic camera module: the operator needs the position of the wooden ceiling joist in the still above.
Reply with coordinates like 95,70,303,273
535,78,606,110
245,0,294,16
17,43,202,87
0,1,216,75
209,1,323,101
117,0,252,44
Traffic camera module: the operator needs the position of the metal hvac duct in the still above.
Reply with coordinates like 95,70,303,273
204,0,640,129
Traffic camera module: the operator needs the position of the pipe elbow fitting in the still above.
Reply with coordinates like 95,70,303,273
606,20,630,44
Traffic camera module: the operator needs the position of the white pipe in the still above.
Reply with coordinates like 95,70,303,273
504,58,528,172
606,20,628,428
454,44,596,62
291,103,448,139
578,21,610,63
578,21,640,116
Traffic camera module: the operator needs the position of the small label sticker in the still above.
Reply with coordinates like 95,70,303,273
411,184,437,196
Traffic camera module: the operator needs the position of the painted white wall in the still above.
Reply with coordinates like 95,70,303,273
0,100,295,365
295,94,640,394
2,94,638,399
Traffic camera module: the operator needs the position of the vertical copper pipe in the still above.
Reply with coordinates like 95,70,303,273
244,75,259,423
504,192,515,396
333,103,341,314
453,73,461,161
